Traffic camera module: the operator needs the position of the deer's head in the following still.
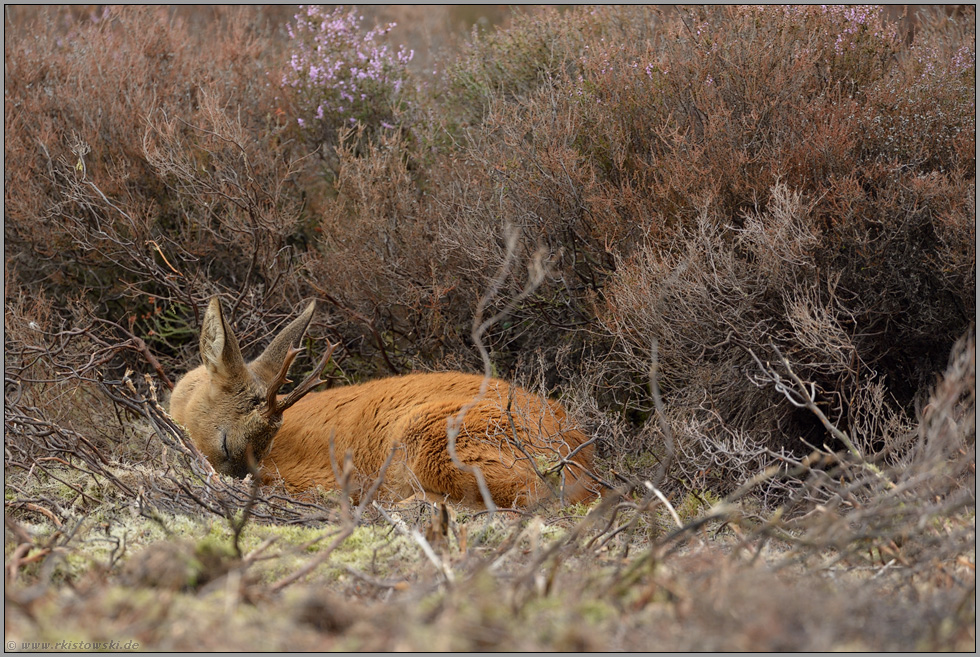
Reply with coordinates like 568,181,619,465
169,298,335,478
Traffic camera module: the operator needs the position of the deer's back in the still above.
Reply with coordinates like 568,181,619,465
262,372,591,503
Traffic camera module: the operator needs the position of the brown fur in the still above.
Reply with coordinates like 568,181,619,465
169,299,597,509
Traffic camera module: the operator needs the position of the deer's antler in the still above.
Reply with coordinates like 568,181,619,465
263,341,340,420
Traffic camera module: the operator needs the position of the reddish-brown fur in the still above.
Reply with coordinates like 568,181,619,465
169,298,596,509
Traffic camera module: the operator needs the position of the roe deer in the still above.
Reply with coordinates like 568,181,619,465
168,298,597,509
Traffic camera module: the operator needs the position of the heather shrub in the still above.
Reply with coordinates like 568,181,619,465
296,7,974,480
446,6,593,123
4,5,974,508
301,128,453,374
861,12,975,173
4,6,316,368
282,5,415,160
407,5,973,489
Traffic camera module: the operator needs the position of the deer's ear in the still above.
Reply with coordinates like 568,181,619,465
200,297,247,383
250,300,316,384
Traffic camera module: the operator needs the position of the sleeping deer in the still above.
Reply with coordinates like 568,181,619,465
168,298,597,509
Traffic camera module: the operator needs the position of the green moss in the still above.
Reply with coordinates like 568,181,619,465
465,517,510,548
330,525,414,572
249,523,337,552
576,597,617,624
621,451,662,471
676,489,722,523
561,495,601,519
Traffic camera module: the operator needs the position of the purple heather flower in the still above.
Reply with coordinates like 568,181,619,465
284,5,413,135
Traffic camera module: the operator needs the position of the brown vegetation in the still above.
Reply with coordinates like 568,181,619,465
5,5,975,651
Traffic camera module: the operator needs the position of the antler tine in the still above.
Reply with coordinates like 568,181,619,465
264,346,304,419
267,341,340,419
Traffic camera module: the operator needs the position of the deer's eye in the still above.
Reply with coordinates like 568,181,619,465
250,395,264,409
